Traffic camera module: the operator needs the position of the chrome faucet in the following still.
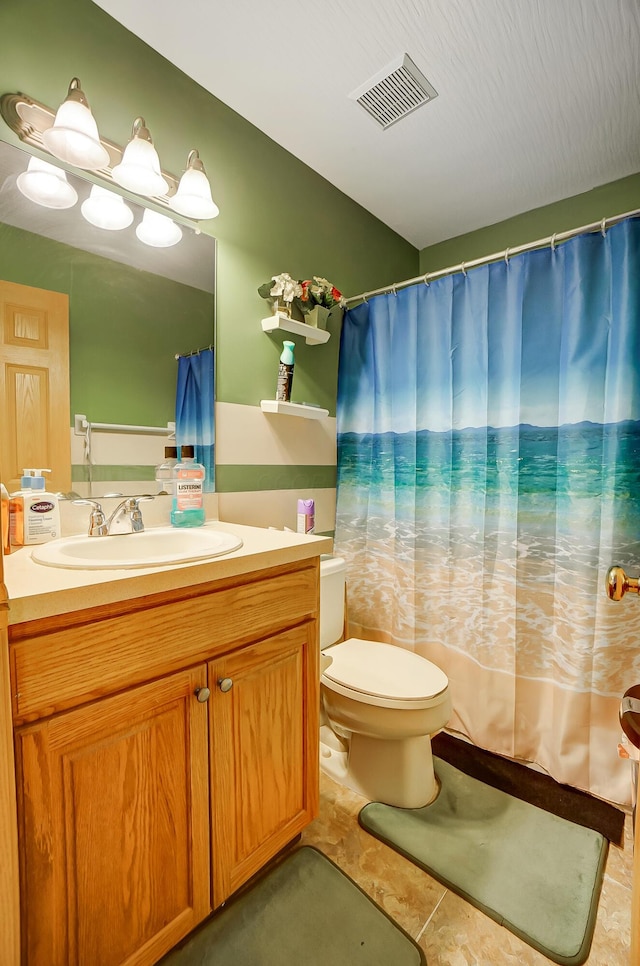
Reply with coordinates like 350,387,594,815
74,496,154,536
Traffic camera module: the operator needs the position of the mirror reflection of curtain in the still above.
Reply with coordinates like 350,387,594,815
175,348,215,491
335,216,640,804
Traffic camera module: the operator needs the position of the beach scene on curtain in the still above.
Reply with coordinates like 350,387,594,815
335,218,640,802
175,348,215,491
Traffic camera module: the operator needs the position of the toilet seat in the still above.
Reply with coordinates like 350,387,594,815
322,638,449,710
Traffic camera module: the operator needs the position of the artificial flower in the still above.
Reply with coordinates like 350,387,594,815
258,272,346,319
257,272,302,304
297,276,345,313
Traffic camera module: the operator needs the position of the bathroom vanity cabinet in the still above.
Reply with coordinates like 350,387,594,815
7,554,321,966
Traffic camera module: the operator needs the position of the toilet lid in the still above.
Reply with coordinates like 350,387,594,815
323,638,448,703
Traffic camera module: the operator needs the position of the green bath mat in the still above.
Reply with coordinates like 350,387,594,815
160,846,426,966
359,758,608,966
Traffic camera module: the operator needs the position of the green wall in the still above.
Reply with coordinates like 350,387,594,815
0,0,418,420
419,173,640,273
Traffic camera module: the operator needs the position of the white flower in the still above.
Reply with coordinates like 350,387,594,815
269,273,302,302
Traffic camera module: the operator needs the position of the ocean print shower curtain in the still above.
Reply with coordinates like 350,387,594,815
175,347,215,490
335,217,640,804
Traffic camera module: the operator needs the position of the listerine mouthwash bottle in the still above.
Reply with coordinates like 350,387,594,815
170,445,206,527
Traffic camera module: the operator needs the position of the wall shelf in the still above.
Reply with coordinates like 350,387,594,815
260,400,329,419
261,314,330,346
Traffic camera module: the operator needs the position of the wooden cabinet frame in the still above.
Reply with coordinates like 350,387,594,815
7,557,321,966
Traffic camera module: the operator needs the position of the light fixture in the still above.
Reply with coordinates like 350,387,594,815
169,149,219,220
1,85,218,221
81,184,134,230
112,117,169,197
41,77,109,170
16,155,78,209
136,208,182,247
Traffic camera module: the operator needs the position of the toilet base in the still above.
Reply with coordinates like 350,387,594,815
320,726,367,797
320,725,439,808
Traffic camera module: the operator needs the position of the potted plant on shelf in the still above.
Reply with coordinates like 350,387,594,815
257,273,302,319
258,274,345,328
295,276,345,329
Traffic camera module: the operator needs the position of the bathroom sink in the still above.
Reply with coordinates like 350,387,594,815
31,526,243,570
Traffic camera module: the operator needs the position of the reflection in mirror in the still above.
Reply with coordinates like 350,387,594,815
0,139,216,496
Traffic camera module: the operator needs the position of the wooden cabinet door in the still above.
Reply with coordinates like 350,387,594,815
209,623,319,905
0,280,71,493
15,666,211,966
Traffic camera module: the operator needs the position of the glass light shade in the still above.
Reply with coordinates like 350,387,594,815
169,150,219,220
112,117,169,196
135,208,182,248
42,78,109,170
16,156,78,209
81,185,134,230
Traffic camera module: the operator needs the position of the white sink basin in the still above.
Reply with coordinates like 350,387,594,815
31,526,243,570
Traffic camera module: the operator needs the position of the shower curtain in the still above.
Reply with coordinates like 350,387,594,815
335,216,640,804
175,347,215,491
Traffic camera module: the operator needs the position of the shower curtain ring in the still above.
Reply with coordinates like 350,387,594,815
461,262,467,276
423,274,430,286
601,217,607,237
391,284,397,296
362,292,368,303
550,233,557,252
504,248,510,265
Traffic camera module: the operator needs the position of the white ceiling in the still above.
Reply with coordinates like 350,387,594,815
92,0,640,250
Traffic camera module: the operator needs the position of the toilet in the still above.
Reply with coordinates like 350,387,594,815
319,555,452,808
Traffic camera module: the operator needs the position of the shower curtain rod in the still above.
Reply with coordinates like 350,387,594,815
175,344,214,360
344,206,640,305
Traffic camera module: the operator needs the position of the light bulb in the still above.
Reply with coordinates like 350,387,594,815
169,149,219,220
81,185,134,230
112,117,169,196
16,156,78,209
42,78,109,170
136,208,182,247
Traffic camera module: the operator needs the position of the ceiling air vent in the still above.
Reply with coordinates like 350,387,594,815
349,53,438,130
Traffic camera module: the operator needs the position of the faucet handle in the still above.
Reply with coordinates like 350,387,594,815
126,495,155,532
73,499,108,537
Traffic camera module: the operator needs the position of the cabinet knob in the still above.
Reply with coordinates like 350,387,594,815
194,687,211,703
218,677,233,693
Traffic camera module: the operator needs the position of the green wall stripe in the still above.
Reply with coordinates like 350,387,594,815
72,465,156,483
216,465,336,492
72,464,337,491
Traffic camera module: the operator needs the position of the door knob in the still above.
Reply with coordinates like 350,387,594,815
194,687,211,703
218,677,233,693
606,566,640,601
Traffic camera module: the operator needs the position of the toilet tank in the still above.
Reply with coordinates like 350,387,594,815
319,555,347,650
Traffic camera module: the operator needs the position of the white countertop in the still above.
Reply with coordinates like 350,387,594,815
4,522,333,625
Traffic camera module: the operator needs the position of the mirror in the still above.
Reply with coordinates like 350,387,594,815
0,138,216,495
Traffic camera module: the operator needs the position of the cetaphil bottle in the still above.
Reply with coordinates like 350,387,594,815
10,468,61,546
170,446,206,527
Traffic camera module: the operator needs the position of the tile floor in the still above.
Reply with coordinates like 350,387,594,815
300,771,633,966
